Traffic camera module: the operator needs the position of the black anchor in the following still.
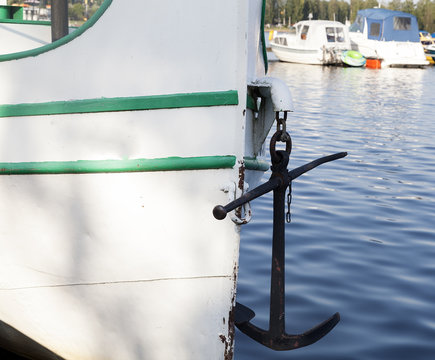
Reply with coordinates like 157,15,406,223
213,128,346,351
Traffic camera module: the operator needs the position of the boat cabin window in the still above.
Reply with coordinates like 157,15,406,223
370,23,381,37
393,17,411,31
301,25,309,40
274,36,288,46
326,27,345,42
336,27,345,42
326,27,335,42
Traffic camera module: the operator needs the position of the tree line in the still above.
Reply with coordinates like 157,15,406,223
265,0,435,33
7,0,435,33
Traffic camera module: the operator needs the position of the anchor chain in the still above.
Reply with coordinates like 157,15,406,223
273,111,293,224
212,111,347,351
286,183,292,223
275,111,290,143
270,112,292,166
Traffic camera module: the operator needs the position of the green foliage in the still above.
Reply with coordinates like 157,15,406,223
401,0,416,13
389,0,435,32
265,0,351,25
69,3,84,21
7,0,435,33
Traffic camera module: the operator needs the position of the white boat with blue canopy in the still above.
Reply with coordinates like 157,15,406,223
349,8,428,68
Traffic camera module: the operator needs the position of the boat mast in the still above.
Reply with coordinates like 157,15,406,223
51,0,68,42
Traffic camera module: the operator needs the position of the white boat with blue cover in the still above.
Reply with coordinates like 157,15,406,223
349,8,428,68
0,0,296,359
419,31,435,64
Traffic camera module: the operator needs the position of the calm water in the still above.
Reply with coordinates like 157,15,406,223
235,63,435,359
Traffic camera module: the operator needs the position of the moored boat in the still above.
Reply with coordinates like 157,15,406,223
0,0,296,359
419,30,435,64
0,2,76,55
0,3,52,54
349,8,428,68
270,20,364,66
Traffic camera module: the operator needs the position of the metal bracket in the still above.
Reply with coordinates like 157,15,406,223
220,182,252,225
248,77,294,156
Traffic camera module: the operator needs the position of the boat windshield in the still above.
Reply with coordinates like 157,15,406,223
350,15,364,33
326,27,345,42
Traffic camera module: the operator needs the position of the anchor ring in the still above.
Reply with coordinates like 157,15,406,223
270,130,292,164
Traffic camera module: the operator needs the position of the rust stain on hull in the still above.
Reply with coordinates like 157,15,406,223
220,264,238,360
235,160,246,222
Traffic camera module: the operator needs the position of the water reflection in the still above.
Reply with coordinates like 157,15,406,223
236,63,435,359
272,64,425,122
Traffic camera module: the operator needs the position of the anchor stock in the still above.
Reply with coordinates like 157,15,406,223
212,151,347,221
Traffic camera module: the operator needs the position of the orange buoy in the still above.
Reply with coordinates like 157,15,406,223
366,58,382,69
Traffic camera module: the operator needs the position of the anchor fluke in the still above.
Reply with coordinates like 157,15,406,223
234,302,256,324
235,302,340,350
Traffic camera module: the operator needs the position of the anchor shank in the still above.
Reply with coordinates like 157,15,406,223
269,183,287,337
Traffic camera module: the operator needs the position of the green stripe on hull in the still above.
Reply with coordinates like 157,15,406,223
0,156,268,175
0,91,239,118
0,156,237,175
244,157,270,171
261,0,268,73
0,19,51,25
246,95,257,112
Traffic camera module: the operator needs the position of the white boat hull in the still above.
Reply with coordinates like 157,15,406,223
270,43,325,65
0,21,51,54
0,170,240,359
0,0,281,358
0,14,75,55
